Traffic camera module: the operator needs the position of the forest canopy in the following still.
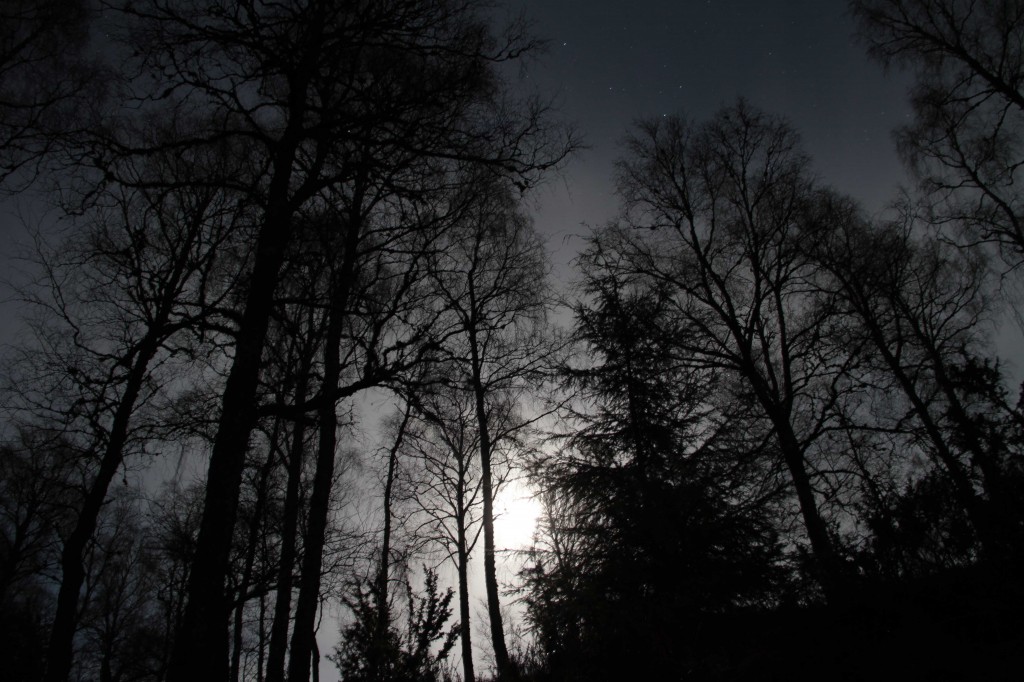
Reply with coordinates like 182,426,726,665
1,1,1023,681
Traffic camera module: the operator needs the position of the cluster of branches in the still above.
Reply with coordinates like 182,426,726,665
519,2,1024,674
7,1,1024,681
0,2,571,682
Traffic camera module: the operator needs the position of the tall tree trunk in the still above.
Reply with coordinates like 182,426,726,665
312,638,321,682
875,332,993,544
456,497,475,682
230,594,246,682
167,112,307,682
774,420,844,601
287,204,363,682
467,320,514,680
286,311,341,682
231,439,277,682
740,343,845,602
266,360,313,682
841,282,999,556
373,403,411,675
43,333,160,682
258,592,266,682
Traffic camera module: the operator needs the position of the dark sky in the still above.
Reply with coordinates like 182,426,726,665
1,2,913,333
503,0,914,280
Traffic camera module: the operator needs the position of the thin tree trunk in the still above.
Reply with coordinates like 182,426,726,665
738,339,845,601
43,333,160,682
774,420,844,601
456,501,475,682
231,441,277,682
466,318,514,680
266,362,312,682
368,401,411,675
167,111,307,681
230,594,246,682
841,282,999,555
312,637,321,682
286,317,341,682
287,201,363,682
876,335,991,537
373,403,411,674
258,592,266,682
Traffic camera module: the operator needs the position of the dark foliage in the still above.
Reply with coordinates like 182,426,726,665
522,272,787,680
7,2,1024,682
333,567,458,682
518,100,1024,680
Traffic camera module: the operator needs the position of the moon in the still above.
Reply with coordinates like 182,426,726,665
495,486,543,550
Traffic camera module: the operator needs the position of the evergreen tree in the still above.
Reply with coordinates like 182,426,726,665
524,268,784,680
333,567,457,682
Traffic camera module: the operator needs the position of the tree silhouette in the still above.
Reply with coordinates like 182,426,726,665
99,3,572,679
806,196,1024,564
403,378,518,682
0,0,96,189
426,177,558,679
851,0,1024,265
524,258,784,680
606,101,860,598
332,567,458,682
2,136,246,682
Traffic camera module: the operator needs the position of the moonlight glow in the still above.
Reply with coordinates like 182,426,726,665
495,487,543,550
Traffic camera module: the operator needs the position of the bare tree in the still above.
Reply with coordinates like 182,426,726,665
608,101,863,599
262,289,323,682
402,381,517,682
74,493,165,682
0,0,97,189
426,178,558,678
851,0,1024,265
99,3,571,678
807,194,1021,560
367,403,415,681
0,429,84,681
1,132,246,682
287,173,458,682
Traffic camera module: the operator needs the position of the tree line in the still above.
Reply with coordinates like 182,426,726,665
1,1,1023,681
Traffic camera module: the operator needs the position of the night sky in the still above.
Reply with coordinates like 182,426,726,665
0,2,915,344
503,0,913,282
0,6,971,681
